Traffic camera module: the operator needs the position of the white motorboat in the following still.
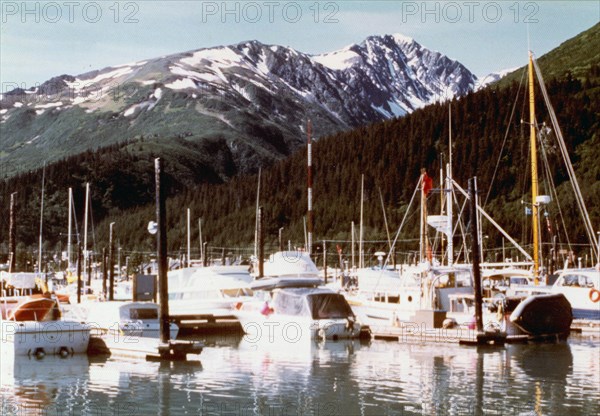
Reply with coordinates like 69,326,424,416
234,277,363,342
1,296,90,358
70,300,179,339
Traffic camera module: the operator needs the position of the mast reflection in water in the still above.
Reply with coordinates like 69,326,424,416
1,336,598,415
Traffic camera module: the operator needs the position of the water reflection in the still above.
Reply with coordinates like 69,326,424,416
1,337,598,415
1,355,90,415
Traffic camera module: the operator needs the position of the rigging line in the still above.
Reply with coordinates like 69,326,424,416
90,198,96,259
381,177,421,270
378,186,392,250
533,57,598,260
483,68,527,207
453,179,533,261
538,131,573,254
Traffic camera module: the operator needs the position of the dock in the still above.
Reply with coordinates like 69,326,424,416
369,319,599,345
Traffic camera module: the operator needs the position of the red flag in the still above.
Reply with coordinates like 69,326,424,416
422,173,433,196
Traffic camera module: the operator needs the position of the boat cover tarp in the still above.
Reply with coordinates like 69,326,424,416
307,293,355,320
510,293,572,336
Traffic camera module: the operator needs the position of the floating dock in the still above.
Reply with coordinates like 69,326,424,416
369,320,598,345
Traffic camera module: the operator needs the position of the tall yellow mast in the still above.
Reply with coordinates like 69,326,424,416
528,51,540,284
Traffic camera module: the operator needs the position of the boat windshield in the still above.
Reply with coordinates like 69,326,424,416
128,308,158,320
307,293,354,320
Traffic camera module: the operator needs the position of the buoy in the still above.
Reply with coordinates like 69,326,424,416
589,288,600,303
35,348,46,359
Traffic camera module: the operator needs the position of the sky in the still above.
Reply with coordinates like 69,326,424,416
1,1,599,89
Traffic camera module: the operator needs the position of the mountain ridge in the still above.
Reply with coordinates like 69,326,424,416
0,34,476,178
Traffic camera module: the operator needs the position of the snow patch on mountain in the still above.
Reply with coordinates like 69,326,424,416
312,48,362,70
476,67,520,89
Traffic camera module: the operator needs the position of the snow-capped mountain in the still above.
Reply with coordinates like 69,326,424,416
0,35,477,177
476,67,521,90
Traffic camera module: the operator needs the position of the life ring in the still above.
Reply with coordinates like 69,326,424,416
589,288,600,303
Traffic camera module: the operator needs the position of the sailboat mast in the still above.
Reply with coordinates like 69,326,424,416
307,119,313,255
68,187,73,269
446,163,453,266
38,165,45,274
254,168,261,258
447,104,453,266
359,174,364,269
528,52,540,283
187,208,191,267
83,182,90,278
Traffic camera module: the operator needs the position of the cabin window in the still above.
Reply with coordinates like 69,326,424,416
560,274,590,287
129,308,158,320
308,294,354,320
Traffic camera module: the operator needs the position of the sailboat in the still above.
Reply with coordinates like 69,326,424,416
514,51,599,323
502,51,583,337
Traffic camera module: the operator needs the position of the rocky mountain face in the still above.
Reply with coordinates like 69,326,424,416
0,35,477,179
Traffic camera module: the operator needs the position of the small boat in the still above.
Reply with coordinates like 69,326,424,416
235,275,363,342
509,293,573,338
73,301,179,339
550,268,600,320
1,295,90,358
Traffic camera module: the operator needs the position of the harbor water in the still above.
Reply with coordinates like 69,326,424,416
1,334,599,415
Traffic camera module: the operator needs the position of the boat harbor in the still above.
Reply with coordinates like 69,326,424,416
2,10,600,415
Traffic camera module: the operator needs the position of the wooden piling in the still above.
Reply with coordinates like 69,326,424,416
155,158,170,343
468,178,484,333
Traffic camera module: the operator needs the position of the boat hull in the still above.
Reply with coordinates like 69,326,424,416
1,320,90,357
234,311,361,342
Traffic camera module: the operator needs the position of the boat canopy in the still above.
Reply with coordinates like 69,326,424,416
263,251,320,278
250,277,323,291
272,288,354,320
